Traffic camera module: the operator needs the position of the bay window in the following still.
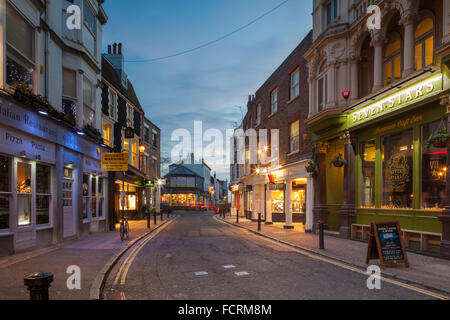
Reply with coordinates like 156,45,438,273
317,61,328,112
5,2,35,87
83,78,96,127
63,69,77,121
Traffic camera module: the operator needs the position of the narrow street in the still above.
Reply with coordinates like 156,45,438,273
103,212,443,300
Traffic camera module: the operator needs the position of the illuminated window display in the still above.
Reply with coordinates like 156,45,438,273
17,162,32,226
164,194,197,207
119,183,138,211
292,181,306,214
361,141,376,208
271,190,284,213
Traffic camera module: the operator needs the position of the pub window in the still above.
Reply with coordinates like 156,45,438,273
382,130,413,209
0,156,11,230
6,3,34,88
384,32,402,85
360,141,376,208
91,176,97,218
271,189,284,214
422,121,447,209
36,164,51,225
82,174,90,219
415,18,434,71
292,180,306,214
17,162,32,226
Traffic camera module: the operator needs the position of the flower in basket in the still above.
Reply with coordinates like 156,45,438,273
306,160,319,174
426,122,450,149
330,153,347,168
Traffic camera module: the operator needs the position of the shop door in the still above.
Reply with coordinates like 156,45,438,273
63,178,76,238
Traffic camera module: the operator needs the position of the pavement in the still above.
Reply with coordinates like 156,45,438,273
103,212,448,300
0,216,173,300
219,214,450,295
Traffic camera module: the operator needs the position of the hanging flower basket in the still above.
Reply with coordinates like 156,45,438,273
330,154,347,168
306,160,319,175
426,121,450,149
83,124,103,142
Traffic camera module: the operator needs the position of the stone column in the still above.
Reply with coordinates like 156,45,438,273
266,184,273,224
349,54,360,104
327,61,337,108
371,31,385,92
284,179,294,229
313,142,330,232
401,13,417,77
339,132,357,239
439,97,450,259
306,176,314,232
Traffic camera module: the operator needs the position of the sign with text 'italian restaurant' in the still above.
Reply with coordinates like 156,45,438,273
349,73,442,127
101,152,129,172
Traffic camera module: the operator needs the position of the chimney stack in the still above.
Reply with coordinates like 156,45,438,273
113,43,117,54
118,43,123,55
108,45,111,54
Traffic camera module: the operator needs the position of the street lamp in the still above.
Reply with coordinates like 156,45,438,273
139,145,146,153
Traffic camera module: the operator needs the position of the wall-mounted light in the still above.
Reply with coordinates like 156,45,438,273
76,129,85,136
139,145,146,153
20,151,27,158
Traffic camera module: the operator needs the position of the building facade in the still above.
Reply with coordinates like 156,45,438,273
142,117,161,211
230,32,314,230
0,0,108,256
305,0,450,257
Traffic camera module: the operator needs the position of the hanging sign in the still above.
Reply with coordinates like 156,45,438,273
125,127,134,139
101,152,129,171
366,221,409,267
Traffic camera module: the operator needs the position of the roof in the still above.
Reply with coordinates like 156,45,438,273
165,165,201,178
101,55,143,111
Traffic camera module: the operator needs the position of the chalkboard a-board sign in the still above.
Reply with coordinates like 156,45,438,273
366,221,409,267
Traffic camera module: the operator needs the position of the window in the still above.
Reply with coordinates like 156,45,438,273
17,162,32,226
290,120,300,153
382,130,413,209
143,155,148,174
325,0,338,27
290,68,300,99
103,121,113,147
83,0,97,37
124,138,138,167
83,78,95,127
415,18,434,70
271,89,278,115
0,156,11,230
127,105,134,127
422,121,447,209
271,190,284,213
144,126,150,143
98,178,105,218
292,181,306,214
152,131,158,148
152,159,157,177
360,141,376,207
384,33,402,85
36,165,51,225
62,69,77,121
256,105,262,126
82,174,90,219
63,181,73,207
91,177,97,218
317,62,327,112
6,3,34,87
108,89,117,120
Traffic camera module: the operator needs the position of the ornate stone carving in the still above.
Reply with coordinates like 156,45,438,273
340,131,352,145
440,96,450,114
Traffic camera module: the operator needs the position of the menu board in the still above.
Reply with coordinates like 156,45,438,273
366,221,409,267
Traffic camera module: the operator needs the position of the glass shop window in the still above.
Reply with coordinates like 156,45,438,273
422,121,447,209
246,191,253,211
98,178,104,218
0,156,11,230
382,130,414,209
91,177,97,218
360,141,376,208
36,164,51,225
17,162,32,226
82,174,90,219
292,181,306,214
271,190,284,213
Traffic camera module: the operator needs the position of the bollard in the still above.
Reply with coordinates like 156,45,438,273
319,220,325,250
24,272,53,300
236,211,239,224
258,213,261,231
161,210,163,221
147,211,150,229
154,211,157,225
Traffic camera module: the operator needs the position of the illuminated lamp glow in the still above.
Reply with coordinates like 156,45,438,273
428,151,448,155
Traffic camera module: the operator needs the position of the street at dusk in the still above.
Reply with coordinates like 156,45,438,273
1,0,450,313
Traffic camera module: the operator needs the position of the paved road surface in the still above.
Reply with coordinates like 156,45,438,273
104,212,445,300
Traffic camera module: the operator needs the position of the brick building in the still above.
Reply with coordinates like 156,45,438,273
231,31,314,231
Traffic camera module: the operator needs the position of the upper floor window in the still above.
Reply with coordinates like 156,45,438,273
63,68,77,120
152,131,158,148
108,89,117,120
83,0,97,37
127,104,134,127
290,120,300,153
271,89,278,115
144,126,150,143
290,68,300,100
415,18,434,70
325,0,338,27
317,61,327,112
5,3,34,88
83,77,96,127
124,137,138,168
102,120,113,147
256,104,261,126
384,33,402,85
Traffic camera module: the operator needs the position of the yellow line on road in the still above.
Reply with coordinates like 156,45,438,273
216,217,449,300
114,218,177,286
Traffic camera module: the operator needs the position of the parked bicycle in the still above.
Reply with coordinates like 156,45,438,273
119,216,130,241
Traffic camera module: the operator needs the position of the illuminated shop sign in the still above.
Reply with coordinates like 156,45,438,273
349,73,442,126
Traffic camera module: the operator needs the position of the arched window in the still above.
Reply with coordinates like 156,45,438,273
384,33,402,85
317,61,327,112
415,18,434,70
359,36,374,98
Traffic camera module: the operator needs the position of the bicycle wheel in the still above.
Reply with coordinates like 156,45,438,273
125,221,130,238
120,222,125,241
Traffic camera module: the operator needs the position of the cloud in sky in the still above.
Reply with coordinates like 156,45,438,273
102,0,312,180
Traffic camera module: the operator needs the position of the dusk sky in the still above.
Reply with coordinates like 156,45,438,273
102,0,312,180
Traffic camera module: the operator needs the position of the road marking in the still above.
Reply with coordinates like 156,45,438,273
195,271,208,276
216,217,449,300
224,265,236,269
114,217,177,285
235,271,249,276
